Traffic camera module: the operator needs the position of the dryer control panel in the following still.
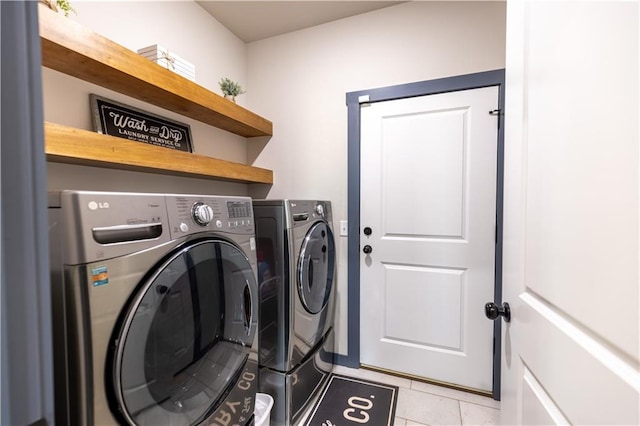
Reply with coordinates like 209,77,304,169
286,200,332,229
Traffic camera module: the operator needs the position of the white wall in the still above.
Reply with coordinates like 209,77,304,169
43,1,250,195
246,1,506,355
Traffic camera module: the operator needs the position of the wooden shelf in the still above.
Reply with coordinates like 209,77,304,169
45,122,274,184
38,5,274,184
38,5,272,138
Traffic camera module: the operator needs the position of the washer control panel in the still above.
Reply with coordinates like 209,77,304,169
192,202,215,226
53,191,257,264
165,195,254,238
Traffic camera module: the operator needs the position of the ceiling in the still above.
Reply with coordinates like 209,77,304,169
196,1,406,43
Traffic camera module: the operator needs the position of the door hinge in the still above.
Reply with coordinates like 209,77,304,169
489,109,503,129
359,95,372,107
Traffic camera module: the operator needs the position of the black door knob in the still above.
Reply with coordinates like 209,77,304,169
485,302,511,322
363,227,372,236
363,245,372,254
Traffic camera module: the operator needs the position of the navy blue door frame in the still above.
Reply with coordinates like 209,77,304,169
339,69,506,400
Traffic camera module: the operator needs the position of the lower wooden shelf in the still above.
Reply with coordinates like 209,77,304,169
44,122,273,184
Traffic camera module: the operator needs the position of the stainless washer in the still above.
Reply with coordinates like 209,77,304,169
253,200,336,426
49,190,259,425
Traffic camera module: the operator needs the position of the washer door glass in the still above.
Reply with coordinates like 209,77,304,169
113,239,257,426
297,222,336,314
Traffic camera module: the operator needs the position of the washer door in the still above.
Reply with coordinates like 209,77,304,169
111,239,257,426
297,222,336,314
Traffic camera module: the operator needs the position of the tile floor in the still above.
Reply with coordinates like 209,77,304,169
298,365,500,426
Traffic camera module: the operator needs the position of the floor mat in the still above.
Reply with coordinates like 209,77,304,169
303,373,399,426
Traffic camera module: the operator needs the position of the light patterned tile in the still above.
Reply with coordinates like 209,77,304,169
460,401,500,426
410,381,501,409
394,417,408,426
331,364,361,376
395,387,461,425
332,365,412,389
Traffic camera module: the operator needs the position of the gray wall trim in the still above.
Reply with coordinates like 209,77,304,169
344,69,505,400
346,69,505,105
1,2,54,424
343,100,363,369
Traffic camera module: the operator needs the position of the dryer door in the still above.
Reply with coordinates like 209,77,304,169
297,222,336,314
111,239,258,426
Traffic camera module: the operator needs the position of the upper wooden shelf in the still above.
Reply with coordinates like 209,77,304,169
45,122,273,184
38,5,273,138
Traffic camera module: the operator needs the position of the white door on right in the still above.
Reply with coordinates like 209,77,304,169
501,1,639,424
360,86,499,392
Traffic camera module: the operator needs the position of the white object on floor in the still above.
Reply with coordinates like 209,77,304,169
255,393,274,426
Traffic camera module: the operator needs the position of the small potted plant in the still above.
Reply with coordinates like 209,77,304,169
218,78,246,103
40,0,76,16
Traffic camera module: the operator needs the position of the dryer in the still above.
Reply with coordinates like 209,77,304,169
49,190,259,426
253,200,336,426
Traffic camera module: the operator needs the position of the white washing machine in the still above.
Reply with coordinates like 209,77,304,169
49,190,259,425
253,200,336,426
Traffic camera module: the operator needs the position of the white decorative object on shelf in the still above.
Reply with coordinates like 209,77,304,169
137,44,195,82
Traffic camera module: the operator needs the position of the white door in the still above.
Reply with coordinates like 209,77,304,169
360,86,499,392
501,1,639,424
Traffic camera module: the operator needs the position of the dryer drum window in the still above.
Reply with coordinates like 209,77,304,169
111,239,257,426
297,222,336,314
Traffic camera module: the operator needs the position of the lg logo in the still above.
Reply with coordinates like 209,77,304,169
88,201,110,210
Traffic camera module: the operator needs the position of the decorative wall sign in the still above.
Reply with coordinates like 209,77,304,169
90,94,193,152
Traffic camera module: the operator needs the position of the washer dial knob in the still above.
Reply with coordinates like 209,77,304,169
192,202,214,226
315,204,324,216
